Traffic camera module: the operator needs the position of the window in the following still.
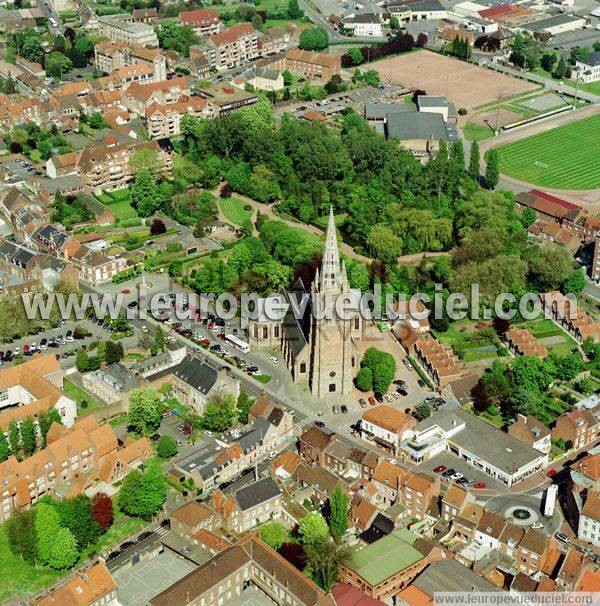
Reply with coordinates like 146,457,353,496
329,383,336,392
0,389,7,402
274,325,280,338
300,362,306,373
354,317,360,330
263,326,268,339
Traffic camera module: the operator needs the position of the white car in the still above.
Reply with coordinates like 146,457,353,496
204,430,213,437
385,395,394,402
530,522,544,529
450,472,464,481
141,326,149,333
267,451,277,458
269,356,278,364
13,347,19,355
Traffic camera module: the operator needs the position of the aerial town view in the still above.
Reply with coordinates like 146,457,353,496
1,0,600,603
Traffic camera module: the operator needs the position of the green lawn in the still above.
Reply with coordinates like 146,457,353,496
219,197,253,226
63,378,102,415
493,114,600,189
0,525,62,602
462,122,494,142
97,189,137,221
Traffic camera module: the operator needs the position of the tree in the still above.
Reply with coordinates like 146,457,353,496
119,462,167,520
76,348,89,372
35,501,61,565
131,170,160,217
55,495,100,550
260,522,290,550
92,493,114,530
390,15,400,29
328,486,349,541
468,141,480,180
237,390,254,424
150,218,166,235
8,419,20,459
541,52,557,73
355,366,373,391
414,403,432,421
299,27,329,51
88,112,106,130
20,417,36,456
127,388,163,435
152,326,167,355
347,47,363,66
47,527,78,570
529,243,575,291
325,74,344,95
416,32,428,47
485,149,499,189
299,511,330,545
554,57,568,79
0,431,9,461
6,509,37,564
157,21,199,57
553,352,583,381
104,340,124,365
282,69,293,86
202,391,237,432
359,348,396,395
288,0,304,18
129,148,159,175
45,51,72,77
521,207,537,228
156,435,178,458
563,269,586,295
305,539,350,592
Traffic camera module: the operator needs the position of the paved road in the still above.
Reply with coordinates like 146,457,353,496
36,0,65,34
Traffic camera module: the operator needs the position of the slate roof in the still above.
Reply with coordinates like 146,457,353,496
173,355,219,395
235,476,280,511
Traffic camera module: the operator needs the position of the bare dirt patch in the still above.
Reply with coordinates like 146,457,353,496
372,50,535,111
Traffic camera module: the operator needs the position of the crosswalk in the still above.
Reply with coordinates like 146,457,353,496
295,417,313,430
155,525,169,537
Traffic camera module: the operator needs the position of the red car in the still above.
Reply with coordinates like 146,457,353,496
121,289,130,295
473,482,486,489
200,338,211,346
434,465,446,473
547,468,558,478
368,396,376,406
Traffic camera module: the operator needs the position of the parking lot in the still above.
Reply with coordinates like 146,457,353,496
414,451,510,496
113,551,195,605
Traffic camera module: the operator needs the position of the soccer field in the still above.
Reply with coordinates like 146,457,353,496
494,114,600,190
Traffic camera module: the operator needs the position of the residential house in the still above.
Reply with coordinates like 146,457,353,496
399,471,440,521
213,476,282,533
67,244,128,285
540,291,600,343
299,426,336,466
323,438,351,476
0,416,149,522
555,547,593,590
82,363,138,404
145,98,216,140
272,48,341,80
247,394,294,445
256,27,289,56
574,51,600,84
170,500,219,537
360,405,416,454
36,562,118,606
476,511,506,550
578,490,600,546
232,67,284,92
132,7,157,23
371,460,405,506
343,14,383,36
552,408,600,451
171,354,240,415
294,464,345,506
441,484,469,523
412,337,466,387
508,413,551,454
516,529,550,576
125,77,191,115
94,40,167,82
503,329,548,358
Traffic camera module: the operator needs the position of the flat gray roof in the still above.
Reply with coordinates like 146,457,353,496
522,13,584,31
414,559,499,594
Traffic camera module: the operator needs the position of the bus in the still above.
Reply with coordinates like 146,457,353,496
225,333,250,354
544,484,558,518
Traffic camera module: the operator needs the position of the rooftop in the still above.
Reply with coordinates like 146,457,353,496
343,530,424,586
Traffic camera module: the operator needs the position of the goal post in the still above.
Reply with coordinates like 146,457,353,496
534,161,549,170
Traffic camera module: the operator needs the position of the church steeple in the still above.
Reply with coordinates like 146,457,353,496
320,207,343,292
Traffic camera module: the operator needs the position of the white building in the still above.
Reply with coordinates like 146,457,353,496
520,14,587,36
343,14,383,36
98,14,159,47
574,51,600,84
578,490,600,546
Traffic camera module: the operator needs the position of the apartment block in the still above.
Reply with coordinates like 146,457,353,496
360,405,416,455
578,490,600,546
125,76,191,115
206,23,259,70
145,98,217,139
94,40,167,82
179,8,221,37
98,14,159,47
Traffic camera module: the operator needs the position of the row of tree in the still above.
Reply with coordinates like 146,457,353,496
75,340,124,372
0,407,62,463
6,492,113,570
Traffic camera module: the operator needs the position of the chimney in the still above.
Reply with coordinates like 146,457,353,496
517,413,527,423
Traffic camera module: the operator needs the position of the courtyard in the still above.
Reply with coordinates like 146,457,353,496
113,551,195,605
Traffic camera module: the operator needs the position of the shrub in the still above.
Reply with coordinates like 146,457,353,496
458,108,468,116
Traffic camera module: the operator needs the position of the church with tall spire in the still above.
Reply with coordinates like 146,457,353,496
248,208,365,399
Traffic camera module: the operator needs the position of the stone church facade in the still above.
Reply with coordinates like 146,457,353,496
248,209,365,398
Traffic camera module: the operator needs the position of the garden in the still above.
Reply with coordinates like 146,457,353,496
96,189,138,221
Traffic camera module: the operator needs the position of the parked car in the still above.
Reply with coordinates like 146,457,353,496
138,531,153,541
450,472,464,481
341,405,348,413
359,399,368,408
204,430,213,437
368,396,376,406
315,421,325,427
332,405,339,414
530,522,544,529
434,465,446,473
417,379,427,388
375,393,383,403
473,482,486,489
456,477,470,485
442,468,456,478
121,289,131,295
555,533,570,543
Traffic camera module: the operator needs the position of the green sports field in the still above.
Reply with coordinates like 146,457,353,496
494,113,600,190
